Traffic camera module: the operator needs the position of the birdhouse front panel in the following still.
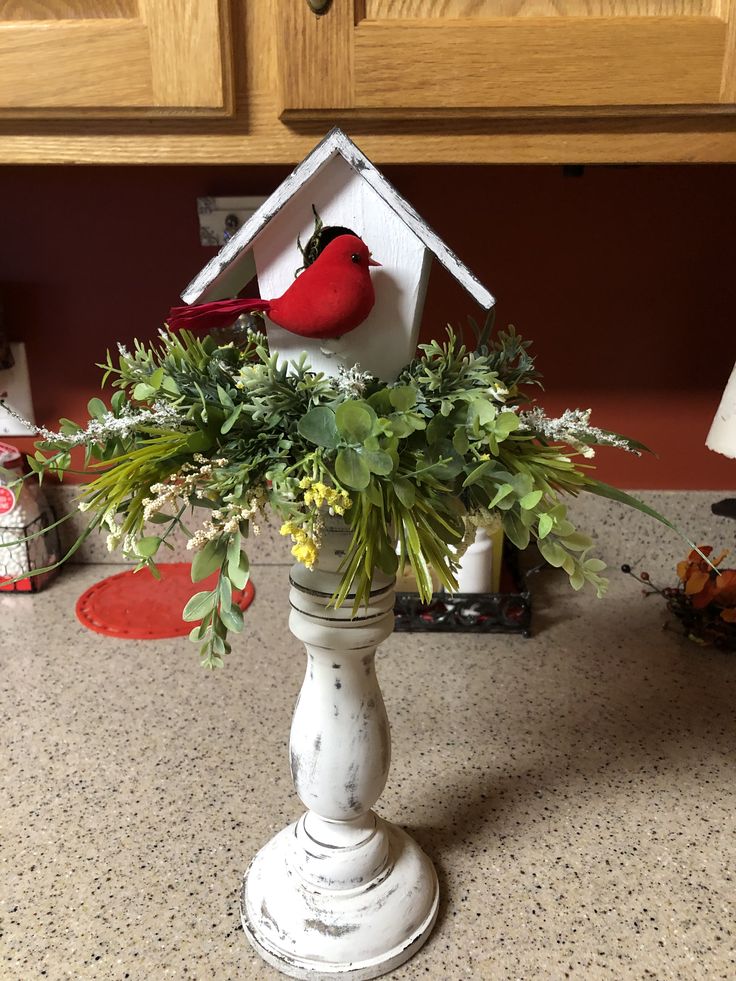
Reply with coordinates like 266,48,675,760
252,152,430,382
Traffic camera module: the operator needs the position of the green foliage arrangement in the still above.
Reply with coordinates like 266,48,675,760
23,318,680,668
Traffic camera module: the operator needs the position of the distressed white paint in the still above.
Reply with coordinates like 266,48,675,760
180,128,494,312
241,521,439,979
253,154,431,380
706,358,736,458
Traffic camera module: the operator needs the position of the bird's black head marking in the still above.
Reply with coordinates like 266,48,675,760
295,206,360,276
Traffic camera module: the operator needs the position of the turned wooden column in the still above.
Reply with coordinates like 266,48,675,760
241,521,439,980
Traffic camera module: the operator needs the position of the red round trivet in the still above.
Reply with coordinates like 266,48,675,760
75,562,255,639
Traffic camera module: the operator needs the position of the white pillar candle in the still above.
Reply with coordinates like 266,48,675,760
706,359,736,459
456,527,494,593
455,523,504,594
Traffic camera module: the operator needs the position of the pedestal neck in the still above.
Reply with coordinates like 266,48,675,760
288,519,395,888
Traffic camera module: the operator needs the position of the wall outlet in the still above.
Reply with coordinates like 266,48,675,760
0,342,35,436
197,196,267,247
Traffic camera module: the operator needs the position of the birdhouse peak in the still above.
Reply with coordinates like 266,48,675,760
181,129,494,312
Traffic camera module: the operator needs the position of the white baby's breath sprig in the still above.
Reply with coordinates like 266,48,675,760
22,402,184,450
186,484,269,551
141,455,230,522
336,363,372,398
518,407,640,458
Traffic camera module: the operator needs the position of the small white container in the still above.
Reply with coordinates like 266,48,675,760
455,524,504,593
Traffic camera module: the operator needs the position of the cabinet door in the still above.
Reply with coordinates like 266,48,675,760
278,0,736,113
0,1,232,116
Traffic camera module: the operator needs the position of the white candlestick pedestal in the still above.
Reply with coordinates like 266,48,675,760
241,522,439,979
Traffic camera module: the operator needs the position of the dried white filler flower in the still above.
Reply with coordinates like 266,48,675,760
13,402,183,450
518,407,639,458
336,363,372,398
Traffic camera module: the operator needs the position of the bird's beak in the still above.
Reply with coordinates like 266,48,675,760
368,256,381,267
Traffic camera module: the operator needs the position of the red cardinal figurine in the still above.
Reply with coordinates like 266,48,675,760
167,233,380,340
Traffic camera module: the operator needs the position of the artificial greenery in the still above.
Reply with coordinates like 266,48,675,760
21,318,682,669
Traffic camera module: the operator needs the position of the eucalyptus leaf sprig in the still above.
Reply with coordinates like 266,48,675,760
23,322,686,668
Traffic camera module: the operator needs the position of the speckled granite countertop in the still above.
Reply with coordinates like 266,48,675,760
3,493,735,980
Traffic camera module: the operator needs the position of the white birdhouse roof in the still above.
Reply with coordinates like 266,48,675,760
181,128,494,309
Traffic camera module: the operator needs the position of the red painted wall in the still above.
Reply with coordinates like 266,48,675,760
1,164,734,489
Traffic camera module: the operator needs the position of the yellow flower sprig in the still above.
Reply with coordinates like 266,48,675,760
280,522,319,569
278,476,352,569
299,476,351,516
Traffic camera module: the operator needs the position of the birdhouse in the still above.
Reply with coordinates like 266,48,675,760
181,128,494,381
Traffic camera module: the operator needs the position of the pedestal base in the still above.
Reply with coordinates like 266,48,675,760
241,817,439,980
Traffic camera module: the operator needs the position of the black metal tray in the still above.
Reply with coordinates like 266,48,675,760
394,547,531,636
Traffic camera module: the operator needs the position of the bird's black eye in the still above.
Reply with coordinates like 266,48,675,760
351,253,361,264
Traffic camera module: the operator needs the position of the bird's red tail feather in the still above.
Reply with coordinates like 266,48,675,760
166,298,271,332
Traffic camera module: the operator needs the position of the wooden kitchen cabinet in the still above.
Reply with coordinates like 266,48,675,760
2,0,736,163
0,0,233,116
278,0,736,115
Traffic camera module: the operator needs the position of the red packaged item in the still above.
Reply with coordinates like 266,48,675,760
0,441,61,592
